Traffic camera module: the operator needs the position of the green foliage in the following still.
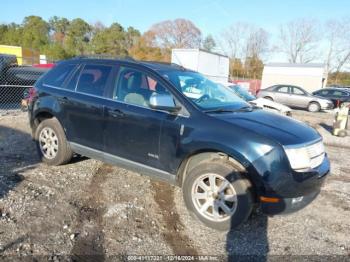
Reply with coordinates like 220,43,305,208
0,16,191,66
49,16,70,34
42,43,70,61
21,16,49,51
0,23,23,46
91,23,129,56
64,18,91,56
49,16,70,44
328,72,350,86
244,56,264,79
202,35,216,52
230,56,264,79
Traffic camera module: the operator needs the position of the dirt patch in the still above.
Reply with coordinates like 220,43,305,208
151,181,198,256
321,191,350,212
1,111,350,257
70,164,113,261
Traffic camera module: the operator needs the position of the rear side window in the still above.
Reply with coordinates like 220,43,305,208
76,64,113,97
331,90,347,97
43,64,77,87
65,65,81,91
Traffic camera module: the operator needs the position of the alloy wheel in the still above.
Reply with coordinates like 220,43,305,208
191,173,238,222
39,127,59,159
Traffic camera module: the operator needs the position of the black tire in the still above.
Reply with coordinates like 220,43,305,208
308,102,320,112
183,160,253,231
35,118,73,166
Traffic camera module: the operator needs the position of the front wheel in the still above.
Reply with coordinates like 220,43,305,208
183,160,253,231
308,102,320,112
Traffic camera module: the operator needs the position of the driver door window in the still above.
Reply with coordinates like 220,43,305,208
291,87,306,95
114,66,170,108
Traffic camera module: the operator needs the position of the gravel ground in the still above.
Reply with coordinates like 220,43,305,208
0,110,349,261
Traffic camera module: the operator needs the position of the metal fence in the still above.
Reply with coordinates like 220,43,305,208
0,54,51,114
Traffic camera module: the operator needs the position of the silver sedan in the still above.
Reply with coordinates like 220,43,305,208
257,85,333,112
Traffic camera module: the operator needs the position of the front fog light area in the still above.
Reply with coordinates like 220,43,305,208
291,196,304,204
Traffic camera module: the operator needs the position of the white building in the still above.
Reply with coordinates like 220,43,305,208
261,63,328,93
171,49,229,83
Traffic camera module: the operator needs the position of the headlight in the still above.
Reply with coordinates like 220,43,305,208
284,141,325,172
285,147,311,170
319,100,330,107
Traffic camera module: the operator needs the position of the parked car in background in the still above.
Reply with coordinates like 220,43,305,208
312,88,350,107
28,58,330,231
258,85,333,112
0,54,50,104
222,83,292,116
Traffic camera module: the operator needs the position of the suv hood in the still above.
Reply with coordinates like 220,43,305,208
213,110,320,146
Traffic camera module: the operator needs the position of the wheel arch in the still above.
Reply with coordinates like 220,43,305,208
176,150,259,199
176,149,260,203
309,100,320,106
32,109,62,138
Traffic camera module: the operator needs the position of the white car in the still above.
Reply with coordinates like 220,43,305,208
221,83,292,116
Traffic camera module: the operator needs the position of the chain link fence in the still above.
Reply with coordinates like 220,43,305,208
0,54,52,115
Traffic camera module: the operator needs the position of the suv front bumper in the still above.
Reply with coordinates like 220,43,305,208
260,155,330,215
320,102,334,110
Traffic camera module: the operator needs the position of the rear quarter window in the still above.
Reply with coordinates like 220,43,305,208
76,64,113,97
43,64,77,88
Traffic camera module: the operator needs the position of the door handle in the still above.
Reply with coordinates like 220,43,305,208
108,108,125,118
60,97,69,104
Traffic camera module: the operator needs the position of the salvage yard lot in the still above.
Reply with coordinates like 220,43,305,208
0,111,349,259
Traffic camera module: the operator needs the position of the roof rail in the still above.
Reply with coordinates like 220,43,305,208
142,61,186,69
73,54,136,61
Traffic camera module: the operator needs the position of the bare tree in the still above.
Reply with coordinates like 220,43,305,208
246,28,269,58
220,22,250,59
278,19,320,63
325,18,350,76
220,22,269,79
148,19,201,49
220,22,269,60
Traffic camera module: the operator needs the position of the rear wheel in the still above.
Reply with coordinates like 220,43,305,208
183,160,253,231
35,118,73,165
308,102,320,112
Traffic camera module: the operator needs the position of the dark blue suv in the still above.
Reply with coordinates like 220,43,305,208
28,58,330,230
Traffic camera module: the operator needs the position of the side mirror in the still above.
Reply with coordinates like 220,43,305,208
149,93,181,113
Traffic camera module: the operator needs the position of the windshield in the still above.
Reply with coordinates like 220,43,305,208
229,85,256,102
162,71,249,111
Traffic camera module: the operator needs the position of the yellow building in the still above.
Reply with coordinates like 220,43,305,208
0,45,40,65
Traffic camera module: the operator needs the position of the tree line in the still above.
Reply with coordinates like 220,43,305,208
0,16,349,84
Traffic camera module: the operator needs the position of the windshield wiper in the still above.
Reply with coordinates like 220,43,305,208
204,106,253,113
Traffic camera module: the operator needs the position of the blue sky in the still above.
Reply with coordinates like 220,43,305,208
1,0,349,35
1,0,349,62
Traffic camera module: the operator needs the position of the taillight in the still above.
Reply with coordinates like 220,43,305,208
27,87,37,102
